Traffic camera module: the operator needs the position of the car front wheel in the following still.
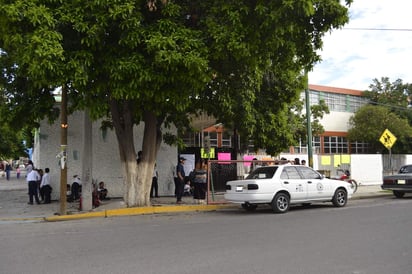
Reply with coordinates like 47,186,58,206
271,193,290,213
393,190,405,198
332,188,347,207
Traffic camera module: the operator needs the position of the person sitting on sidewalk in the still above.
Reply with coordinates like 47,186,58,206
97,181,109,200
183,181,192,196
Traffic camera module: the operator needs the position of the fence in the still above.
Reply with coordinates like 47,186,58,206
206,159,277,204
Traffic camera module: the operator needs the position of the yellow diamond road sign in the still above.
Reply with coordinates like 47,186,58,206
380,129,397,149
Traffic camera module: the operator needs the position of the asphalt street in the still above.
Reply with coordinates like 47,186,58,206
1,196,411,274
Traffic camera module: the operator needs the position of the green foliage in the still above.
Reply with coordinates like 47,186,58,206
347,105,412,154
0,0,351,158
0,123,29,159
352,77,412,153
195,1,350,155
290,99,330,146
363,77,412,122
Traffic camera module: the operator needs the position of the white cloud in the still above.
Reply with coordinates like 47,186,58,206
309,0,412,90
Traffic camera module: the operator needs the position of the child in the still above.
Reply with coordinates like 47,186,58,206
16,167,21,179
183,181,192,196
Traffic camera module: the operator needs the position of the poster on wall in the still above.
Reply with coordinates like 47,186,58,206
180,154,195,176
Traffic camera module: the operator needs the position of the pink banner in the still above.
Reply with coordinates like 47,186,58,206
243,155,255,166
218,152,231,164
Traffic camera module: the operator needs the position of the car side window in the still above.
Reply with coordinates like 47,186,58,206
281,167,301,179
298,166,321,179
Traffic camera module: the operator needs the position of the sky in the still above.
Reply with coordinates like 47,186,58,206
309,0,412,91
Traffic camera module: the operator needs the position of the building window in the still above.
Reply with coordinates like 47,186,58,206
323,136,348,154
320,92,346,112
313,136,321,154
347,95,368,112
306,90,368,113
221,131,232,147
181,131,198,147
206,132,218,147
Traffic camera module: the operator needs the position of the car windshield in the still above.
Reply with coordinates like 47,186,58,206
246,166,278,179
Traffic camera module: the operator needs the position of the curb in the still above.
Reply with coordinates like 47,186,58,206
44,204,236,222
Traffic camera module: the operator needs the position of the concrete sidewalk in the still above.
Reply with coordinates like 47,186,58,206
0,175,392,222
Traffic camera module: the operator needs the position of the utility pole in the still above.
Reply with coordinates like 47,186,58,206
304,72,313,168
59,85,68,215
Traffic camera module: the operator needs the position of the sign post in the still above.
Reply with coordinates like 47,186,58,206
379,129,397,174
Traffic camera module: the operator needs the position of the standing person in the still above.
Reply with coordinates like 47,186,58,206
71,175,81,200
16,166,21,179
26,160,33,173
37,169,44,201
175,157,186,204
25,160,34,194
136,150,143,164
150,163,159,198
40,168,52,204
5,162,12,180
27,168,41,205
191,160,208,204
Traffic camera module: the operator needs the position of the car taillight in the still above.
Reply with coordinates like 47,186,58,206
383,180,394,184
226,185,231,190
247,184,259,190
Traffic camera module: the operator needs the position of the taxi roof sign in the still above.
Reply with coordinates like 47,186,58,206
379,129,397,149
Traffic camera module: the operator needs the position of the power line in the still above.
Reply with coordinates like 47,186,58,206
343,27,412,32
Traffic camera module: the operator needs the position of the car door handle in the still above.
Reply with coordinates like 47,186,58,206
307,181,312,184
283,181,289,184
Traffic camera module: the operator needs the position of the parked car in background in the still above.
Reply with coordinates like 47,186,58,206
382,164,412,198
224,165,354,213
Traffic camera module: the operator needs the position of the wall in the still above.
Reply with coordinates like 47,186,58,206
320,111,353,132
280,153,383,185
33,111,178,200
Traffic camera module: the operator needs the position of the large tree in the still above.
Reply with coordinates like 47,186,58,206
0,0,352,207
355,77,412,153
364,77,412,120
347,105,412,154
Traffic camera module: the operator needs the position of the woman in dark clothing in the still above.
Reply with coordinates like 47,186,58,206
191,160,208,204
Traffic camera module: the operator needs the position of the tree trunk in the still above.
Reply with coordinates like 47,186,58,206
110,99,162,207
134,111,162,206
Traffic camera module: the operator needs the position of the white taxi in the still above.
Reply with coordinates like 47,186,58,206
224,165,353,213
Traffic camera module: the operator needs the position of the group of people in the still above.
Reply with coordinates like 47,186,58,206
26,160,52,205
174,157,208,204
66,175,109,208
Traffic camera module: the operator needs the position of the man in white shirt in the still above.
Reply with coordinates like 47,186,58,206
40,168,52,204
27,169,41,205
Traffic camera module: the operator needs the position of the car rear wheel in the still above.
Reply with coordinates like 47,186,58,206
271,193,290,213
332,188,347,207
393,190,405,198
241,203,257,211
